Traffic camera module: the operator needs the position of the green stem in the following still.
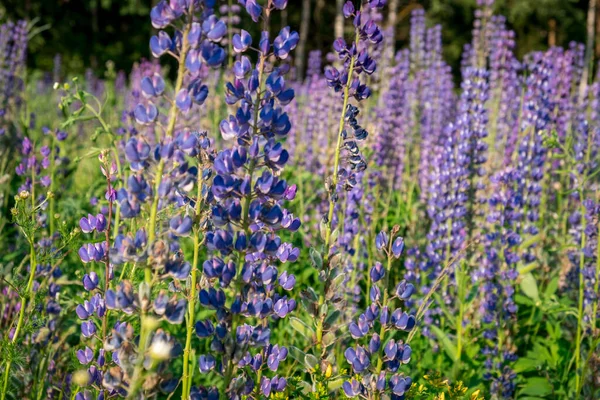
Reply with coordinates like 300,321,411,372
375,252,393,373
373,237,396,400
126,316,153,399
99,165,114,397
323,37,359,253
316,28,360,357
147,13,193,246
223,5,271,393
182,173,204,399
575,110,596,396
455,259,466,377
0,363,10,400
227,0,234,68
111,144,123,240
128,10,194,399
49,136,57,236
574,198,586,397
1,215,38,400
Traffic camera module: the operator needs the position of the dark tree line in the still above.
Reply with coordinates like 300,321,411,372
0,0,594,79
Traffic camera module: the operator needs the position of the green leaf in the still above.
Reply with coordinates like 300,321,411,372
519,377,553,397
301,287,319,302
324,310,341,328
288,346,305,362
319,219,328,242
520,272,540,303
430,325,457,362
319,303,328,318
329,378,344,391
304,354,318,371
309,247,323,269
290,317,315,339
513,357,543,373
544,277,559,297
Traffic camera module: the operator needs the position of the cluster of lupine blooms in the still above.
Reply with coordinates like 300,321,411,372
1,0,600,399
0,20,28,136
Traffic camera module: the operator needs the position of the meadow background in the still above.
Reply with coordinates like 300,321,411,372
0,0,599,399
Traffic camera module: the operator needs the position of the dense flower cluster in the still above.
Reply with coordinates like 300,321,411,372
0,20,27,136
322,0,385,225
569,200,600,324
190,1,301,398
372,50,409,189
475,168,522,398
4,1,600,400
343,229,415,399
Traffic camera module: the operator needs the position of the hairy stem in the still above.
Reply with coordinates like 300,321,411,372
182,172,205,399
128,9,194,399
1,172,38,400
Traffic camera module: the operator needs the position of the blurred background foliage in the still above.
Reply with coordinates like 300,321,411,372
0,0,592,79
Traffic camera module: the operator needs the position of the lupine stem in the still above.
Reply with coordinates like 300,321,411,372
99,158,114,398
575,116,596,396
1,171,38,400
574,195,586,396
373,229,397,400
147,11,193,247
82,97,123,241
126,316,154,399
128,9,194,399
0,366,8,400
0,239,36,400
181,171,205,399
454,259,467,377
223,3,271,394
323,32,360,254
102,165,113,341
316,27,360,356
111,144,123,240
580,215,600,394
49,136,56,236
227,0,234,68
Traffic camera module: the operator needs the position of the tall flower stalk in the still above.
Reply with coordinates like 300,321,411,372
343,227,416,400
181,132,215,398
188,1,301,398
316,0,382,357
1,136,51,400
126,0,226,396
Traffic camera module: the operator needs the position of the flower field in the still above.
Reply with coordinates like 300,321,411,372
0,0,599,399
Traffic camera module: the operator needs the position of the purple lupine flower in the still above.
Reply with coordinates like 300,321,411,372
193,2,299,397
72,1,225,396
482,16,521,165
417,24,456,201
372,49,410,190
343,228,415,398
514,51,553,241
468,0,495,70
567,199,600,325
413,67,489,343
0,20,27,133
472,168,524,398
